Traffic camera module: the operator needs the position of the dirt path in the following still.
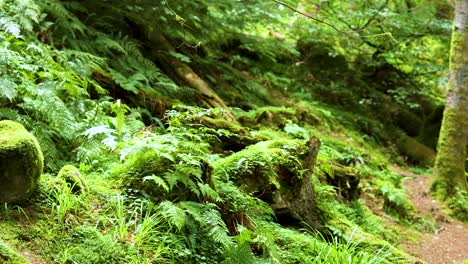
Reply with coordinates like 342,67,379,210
393,167,468,264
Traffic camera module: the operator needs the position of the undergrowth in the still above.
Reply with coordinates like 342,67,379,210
0,1,445,263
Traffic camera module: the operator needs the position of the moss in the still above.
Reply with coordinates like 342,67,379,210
432,18,468,199
0,240,28,264
213,136,322,228
201,117,247,135
237,106,319,129
199,116,258,153
0,120,43,203
396,134,436,166
56,165,88,194
432,107,468,199
325,164,361,201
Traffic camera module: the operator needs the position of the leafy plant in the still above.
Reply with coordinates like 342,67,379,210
448,189,468,222
47,184,79,229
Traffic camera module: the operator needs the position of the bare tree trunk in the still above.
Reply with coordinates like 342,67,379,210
432,0,468,199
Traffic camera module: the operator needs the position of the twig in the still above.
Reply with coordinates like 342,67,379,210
271,0,351,36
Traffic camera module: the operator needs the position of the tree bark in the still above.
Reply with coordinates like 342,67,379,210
432,0,468,199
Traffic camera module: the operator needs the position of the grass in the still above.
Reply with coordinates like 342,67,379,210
310,235,397,264
47,184,78,228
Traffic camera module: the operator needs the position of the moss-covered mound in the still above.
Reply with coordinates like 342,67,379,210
214,136,322,228
0,120,43,203
56,165,88,194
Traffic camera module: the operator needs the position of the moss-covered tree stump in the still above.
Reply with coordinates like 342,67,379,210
214,136,322,228
0,120,43,202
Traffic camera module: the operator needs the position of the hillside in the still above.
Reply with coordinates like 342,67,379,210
0,1,467,263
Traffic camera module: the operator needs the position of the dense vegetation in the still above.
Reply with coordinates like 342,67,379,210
0,0,466,263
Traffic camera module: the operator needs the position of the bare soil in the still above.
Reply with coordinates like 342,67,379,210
393,167,468,264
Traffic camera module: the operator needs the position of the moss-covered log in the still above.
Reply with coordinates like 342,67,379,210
396,134,436,166
432,0,468,199
129,18,233,120
0,120,43,203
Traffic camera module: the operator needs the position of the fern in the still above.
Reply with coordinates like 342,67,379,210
0,77,18,102
38,0,87,39
158,200,187,231
143,175,170,193
0,17,21,38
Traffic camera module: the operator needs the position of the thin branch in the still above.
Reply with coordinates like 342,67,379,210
271,0,351,36
357,0,390,31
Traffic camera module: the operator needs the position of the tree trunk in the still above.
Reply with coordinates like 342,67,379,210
432,0,468,199
130,19,233,120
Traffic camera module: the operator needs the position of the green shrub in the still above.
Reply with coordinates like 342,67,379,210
113,130,215,202
448,189,468,222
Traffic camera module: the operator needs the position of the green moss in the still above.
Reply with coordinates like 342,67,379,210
56,165,88,194
0,120,44,203
432,26,468,199
396,134,436,166
0,240,28,264
326,164,361,201
237,106,319,129
214,137,323,228
201,117,247,134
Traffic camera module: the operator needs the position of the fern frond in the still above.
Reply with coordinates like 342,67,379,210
0,77,18,102
0,17,21,38
180,201,233,248
158,201,187,231
143,175,170,193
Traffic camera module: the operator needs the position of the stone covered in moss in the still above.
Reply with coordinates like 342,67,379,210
56,165,88,194
0,120,43,203
214,136,322,228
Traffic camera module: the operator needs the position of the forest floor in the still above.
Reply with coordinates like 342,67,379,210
393,167,468,264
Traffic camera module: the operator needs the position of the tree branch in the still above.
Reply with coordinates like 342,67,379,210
357,0,390,31
271,0,351,36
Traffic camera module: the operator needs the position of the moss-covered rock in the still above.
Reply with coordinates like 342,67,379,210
56,165,88,194
0,120,43,203
214,136,322,228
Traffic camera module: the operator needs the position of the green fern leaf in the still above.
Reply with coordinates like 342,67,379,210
143,175,170,193
158,201,187,231
0,78,18,101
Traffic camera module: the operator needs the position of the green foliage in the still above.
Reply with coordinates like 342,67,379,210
63,226,127,264
46,183,79,229
448,189,468,222
0,240,28,264
0,0,456,263
113,128,215,202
